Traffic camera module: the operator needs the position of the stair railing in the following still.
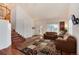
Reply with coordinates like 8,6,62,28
0,4,11,22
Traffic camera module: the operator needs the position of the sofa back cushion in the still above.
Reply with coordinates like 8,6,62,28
46,32,57,35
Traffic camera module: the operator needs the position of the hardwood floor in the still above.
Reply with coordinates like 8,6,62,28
0,46,24,55
11,47,24,55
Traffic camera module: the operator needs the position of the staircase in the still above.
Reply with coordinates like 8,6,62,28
11,29,25,48
0,4,11,22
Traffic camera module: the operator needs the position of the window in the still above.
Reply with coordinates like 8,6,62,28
47,24,59,33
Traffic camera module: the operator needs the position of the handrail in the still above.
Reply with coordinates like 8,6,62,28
0,5,10,11
0,4,11,22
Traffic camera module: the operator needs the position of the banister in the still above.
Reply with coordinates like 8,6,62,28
0,4,10,12
0,4,11,22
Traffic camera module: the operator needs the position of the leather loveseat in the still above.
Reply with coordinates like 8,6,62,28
43,32,57,40
55,36,77,55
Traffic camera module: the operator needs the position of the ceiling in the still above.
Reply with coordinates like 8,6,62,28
7,3,71,20
18,3,70,20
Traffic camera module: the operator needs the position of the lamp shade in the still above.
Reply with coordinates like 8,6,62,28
0,20,11,50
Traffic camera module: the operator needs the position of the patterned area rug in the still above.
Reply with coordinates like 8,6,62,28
18,39,61,55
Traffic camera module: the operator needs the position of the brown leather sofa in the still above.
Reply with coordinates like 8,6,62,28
43,32,57,40
55,36,77,55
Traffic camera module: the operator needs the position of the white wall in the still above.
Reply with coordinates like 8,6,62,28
15,5,24,36
69,4,79,54
0,20,11,50
15,4,33,38
11,4,34,38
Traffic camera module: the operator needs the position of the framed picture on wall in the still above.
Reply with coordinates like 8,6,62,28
60,21,65,31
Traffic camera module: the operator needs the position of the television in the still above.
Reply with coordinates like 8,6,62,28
71,15,79,25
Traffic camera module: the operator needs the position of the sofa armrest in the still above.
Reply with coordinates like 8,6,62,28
55,39,67,50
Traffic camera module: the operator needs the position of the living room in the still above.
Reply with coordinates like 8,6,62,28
0,3,79,55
